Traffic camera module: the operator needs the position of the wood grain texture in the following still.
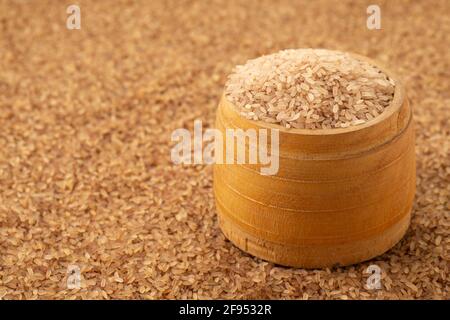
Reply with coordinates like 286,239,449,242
214,56,416,268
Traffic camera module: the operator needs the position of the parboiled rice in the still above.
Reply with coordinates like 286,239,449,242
225,49,395,129
0,0,448,300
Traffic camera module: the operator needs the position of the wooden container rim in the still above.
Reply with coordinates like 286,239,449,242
223,51,405,136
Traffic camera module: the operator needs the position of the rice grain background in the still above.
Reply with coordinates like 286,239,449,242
0,0,448,299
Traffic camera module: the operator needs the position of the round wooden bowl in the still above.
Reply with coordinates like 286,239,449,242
214,54,415,268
